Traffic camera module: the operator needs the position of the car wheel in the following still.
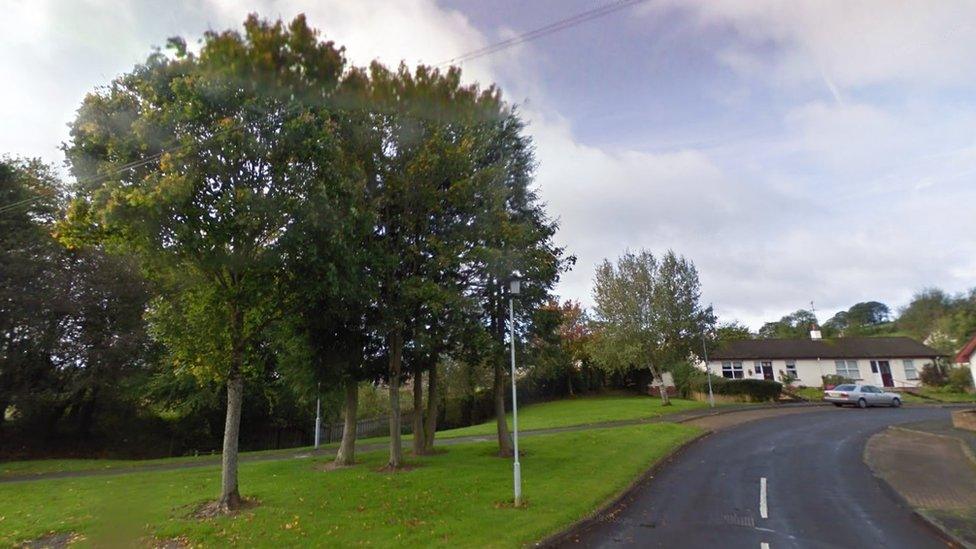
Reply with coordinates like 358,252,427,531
857,398,868,409
892,398,901,408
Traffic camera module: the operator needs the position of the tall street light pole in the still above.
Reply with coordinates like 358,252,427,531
701,333,715,408
314,382,322,449
509,275,523,507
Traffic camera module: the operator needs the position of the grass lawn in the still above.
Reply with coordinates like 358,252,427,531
0,447,312,479
792,387,824,402
438,395,706,439
915,387,976,403
1,394,705,479
0,422,701,547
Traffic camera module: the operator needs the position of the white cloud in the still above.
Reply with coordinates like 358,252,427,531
3,0,976,331
653,0,976,90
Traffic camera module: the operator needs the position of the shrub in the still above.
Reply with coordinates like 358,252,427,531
948,366,974,392
821,374,852,389
668,361,708,398
919,363,949,387
692,378,782,402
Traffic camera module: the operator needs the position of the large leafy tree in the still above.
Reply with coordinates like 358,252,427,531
1,158,153,449
0,158,65,435
589,249,714,405
465,115,571,456
61,15,357,511
355,62,525,468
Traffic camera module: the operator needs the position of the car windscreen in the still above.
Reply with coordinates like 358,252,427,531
833,384,856,391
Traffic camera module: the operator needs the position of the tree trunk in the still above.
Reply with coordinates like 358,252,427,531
424,361,438,452
334,378,358,466
219,305,245,512
0,399,7,435
494,356,513,456
412,365,426,455
219,368,244,510
387,330,404,469
650,364,671,406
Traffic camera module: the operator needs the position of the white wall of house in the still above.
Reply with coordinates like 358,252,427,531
959,349,976,389
703,357,934,388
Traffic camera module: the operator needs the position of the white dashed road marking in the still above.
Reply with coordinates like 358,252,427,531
760,477,768,519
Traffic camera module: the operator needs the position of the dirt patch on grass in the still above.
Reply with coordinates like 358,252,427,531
374,463,422,473
315,461,356,472
17,532,83,548
190,497,261,519
145,536,191,548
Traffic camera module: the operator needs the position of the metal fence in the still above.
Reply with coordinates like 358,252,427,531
317,412,415,444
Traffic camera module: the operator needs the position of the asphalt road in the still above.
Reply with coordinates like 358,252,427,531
565,406,952,549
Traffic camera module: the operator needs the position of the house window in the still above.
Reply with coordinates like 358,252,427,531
722,361,744,379
786,361,798,378
903,359,918,380
835,360,860,379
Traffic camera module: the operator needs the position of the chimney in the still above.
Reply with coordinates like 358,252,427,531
810,323,822,340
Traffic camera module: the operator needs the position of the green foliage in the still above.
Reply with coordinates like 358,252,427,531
589,249,715,376
758,309,818,339
948,366,974,392
716,321,753,343
693,378,783,401
823,301,894,336
821,374,854,388
920,363,950,387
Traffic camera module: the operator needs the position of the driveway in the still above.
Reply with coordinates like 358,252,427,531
563,407,951,548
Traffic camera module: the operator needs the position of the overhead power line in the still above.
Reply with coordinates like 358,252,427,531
1,0,648,215
437,0,647,67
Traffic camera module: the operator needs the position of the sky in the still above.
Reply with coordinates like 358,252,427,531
2,0,976,328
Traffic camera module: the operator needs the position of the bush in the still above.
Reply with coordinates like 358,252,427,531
691,378,782,402
920,363,950,387
948,366,974,392
821,374,852,389
668,361,708,398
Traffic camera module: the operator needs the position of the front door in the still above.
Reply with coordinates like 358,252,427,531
877,361,893,387
758,361,774,380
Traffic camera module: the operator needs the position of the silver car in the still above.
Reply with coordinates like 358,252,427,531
824,384,902,408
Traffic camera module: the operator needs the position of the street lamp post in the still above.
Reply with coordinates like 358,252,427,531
701,333,714,408
314,382,322,449
509,276,523,507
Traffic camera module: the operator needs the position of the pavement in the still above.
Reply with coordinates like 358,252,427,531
866,418,976,547
559,406,953,549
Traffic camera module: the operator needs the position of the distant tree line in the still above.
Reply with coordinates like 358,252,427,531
752,292,976,354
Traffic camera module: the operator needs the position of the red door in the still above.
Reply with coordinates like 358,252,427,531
878,361,893,387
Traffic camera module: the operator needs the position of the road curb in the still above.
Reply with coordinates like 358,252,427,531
533,430,711,548
864,428,974,549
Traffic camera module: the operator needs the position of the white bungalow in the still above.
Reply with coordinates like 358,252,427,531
706,330,943,389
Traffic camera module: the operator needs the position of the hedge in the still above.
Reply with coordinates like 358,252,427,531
692,377,783,402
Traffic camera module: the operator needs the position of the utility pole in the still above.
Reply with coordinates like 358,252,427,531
701,332,715,408
314,382,322,450
509,275,523,507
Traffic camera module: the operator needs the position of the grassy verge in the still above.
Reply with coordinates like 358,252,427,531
0,422,701,547
438,395,706,438
0,447,312,478
2,395,705,478
914,388,976,403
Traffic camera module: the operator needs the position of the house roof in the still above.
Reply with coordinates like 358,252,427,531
712,336,944,361
953,333,976,364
